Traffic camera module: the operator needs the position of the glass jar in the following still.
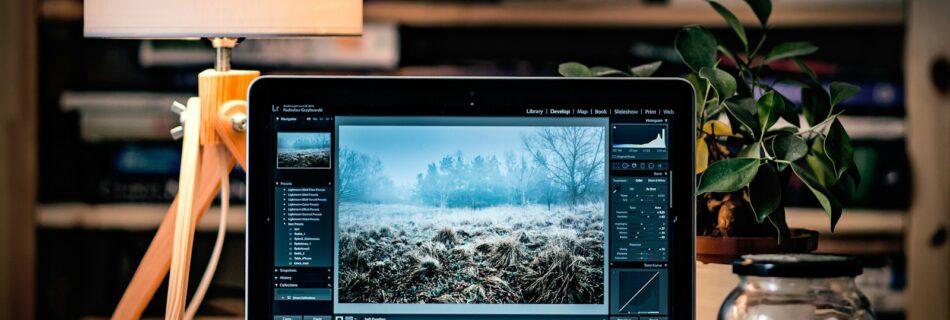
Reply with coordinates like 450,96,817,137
718,254,875,320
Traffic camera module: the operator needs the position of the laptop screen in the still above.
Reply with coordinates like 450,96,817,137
252,77,691,320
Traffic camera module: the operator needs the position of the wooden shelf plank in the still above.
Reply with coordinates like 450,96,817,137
364,2,903,27
814,236,904,255
786,207,905,235
42,0,903,27
37,203,246,232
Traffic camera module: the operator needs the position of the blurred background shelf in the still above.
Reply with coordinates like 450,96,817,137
363,2,903,27
32,0,912,318
786,207,905,236
41,0,904,27
787,207,905,256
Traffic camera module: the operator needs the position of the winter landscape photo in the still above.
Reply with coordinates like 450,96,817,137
277,132,331,169
337,124,607,305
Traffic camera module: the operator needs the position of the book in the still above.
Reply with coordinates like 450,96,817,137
77,142,245,203
61,91,192,141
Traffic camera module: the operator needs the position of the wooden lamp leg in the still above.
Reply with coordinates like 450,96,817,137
112,145,236,319
165,97,202,319
112,69,257,320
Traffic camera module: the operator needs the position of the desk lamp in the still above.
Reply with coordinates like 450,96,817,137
84,1,362,318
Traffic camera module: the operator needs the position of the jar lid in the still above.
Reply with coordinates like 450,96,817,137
732,254,863,278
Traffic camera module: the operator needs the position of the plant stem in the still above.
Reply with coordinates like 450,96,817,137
794,112,842,137
759,141,774,160
750,34,767,61
698,82,713,127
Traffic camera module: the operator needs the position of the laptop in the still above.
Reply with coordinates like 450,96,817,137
246,77,696,320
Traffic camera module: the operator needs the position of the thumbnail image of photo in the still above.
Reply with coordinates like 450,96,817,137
276,132,331,169
337,125,606,305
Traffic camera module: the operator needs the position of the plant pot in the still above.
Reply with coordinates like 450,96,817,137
695,229,820,320
696,228,820,264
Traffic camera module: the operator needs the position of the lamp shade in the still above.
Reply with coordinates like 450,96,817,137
84,0,362,38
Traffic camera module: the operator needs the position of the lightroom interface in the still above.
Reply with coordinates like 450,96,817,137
270,112,674,320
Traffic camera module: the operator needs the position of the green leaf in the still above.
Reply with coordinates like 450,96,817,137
824,119,854,178
675,25,718,72
831,171,857,204
590,66,627,77
829,82,861,106
764,42,818,64
748,164,781,222
558,62,593,77
845,162,862,188
699,67,737,100
805,153,836,189
630,61,663,77
791,162,843,231
685,72,709,114
697,158,760,194
756,91,785,134
735,69,754,98
793,58,818,83
738,144,761,158
744,0,772,27
772,133,808,163
705,98,724,117
777,93,800,127
801,84,831,127
724,97,760,138
718,45,740,66
810,134,825,154
767,206,791,242
765,126,798,138
807,136,834,186
708,1,747,51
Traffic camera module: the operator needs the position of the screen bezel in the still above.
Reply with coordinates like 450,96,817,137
247,76,696,319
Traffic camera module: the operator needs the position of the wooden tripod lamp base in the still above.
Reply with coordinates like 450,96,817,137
82,0,363,315
112,69,258,320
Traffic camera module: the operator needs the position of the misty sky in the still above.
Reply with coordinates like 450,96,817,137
277,132,330,150
339,126,537,188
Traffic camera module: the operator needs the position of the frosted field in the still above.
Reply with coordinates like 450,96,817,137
277,148,330,168
338,203,605,304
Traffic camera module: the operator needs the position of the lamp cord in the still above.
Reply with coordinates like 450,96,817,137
183,159,231,320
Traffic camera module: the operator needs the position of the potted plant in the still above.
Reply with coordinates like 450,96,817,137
558,0,862,315
559,0,860,258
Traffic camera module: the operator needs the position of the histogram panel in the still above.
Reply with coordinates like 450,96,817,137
611,124,668,160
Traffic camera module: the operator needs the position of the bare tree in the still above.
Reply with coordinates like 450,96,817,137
338,148,384,202
504,151,531,206
523,127,605,206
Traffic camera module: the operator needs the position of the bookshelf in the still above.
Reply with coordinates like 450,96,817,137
33,0,911,318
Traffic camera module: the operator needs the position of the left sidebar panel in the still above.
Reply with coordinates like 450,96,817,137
271,116,336,317
273,185,334,297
